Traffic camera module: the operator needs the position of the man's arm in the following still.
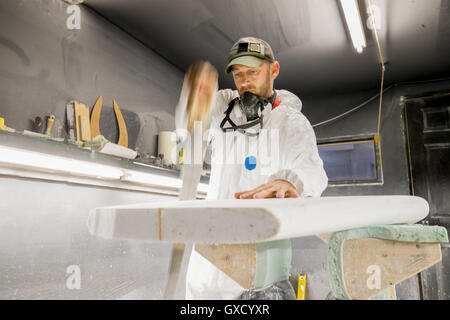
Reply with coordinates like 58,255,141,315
174,61,218,145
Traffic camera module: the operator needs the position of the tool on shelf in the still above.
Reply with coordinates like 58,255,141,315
113,99,128,148
88,96,129,148
74,100,91,143
83,134,137,159
66,101,76,143
31,116,44,134
0,117,16,132
45,115,55,136
90,96,103,138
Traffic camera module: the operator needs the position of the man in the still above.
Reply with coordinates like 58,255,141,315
175,37,328,299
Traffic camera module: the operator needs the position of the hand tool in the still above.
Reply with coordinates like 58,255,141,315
74,100,91,142
32,116,44,134
297,274,306,300
66,101,76,143
113,100,128,148
90,96,103,138
0,117,6,131
88,97,128,148
45,115,55,136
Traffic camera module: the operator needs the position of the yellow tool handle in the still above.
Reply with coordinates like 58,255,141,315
0,117,6,131
297,274,307,300
45,115,55,136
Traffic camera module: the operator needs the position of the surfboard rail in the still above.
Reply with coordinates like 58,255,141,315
87,196,429,244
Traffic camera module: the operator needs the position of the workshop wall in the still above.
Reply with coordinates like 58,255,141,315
0,176,188,299
289,78,450,300
302,78,450,197
0,0,184,156
0,0,188,299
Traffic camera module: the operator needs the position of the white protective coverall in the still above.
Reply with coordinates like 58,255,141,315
175,83,328,300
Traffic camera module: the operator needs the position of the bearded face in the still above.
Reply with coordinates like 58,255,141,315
231,61,274,98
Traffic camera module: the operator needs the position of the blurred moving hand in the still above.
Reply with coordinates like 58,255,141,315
185,61,218,133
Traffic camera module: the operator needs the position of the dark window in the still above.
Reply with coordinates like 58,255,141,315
318,139,381,184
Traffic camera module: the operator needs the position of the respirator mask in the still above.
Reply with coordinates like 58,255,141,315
220,91,276,136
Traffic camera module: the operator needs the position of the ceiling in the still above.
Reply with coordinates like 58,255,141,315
84,0,450,97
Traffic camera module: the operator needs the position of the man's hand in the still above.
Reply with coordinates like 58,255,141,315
185,61,218,132
234,179,302,199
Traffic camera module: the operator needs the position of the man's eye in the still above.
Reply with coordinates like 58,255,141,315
250,70,258,75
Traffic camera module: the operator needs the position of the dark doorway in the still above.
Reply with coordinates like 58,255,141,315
403,91,450,300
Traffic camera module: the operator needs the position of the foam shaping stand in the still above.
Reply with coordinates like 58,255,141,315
326,224,449,300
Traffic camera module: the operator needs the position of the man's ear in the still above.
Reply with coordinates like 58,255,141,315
271,61,280,80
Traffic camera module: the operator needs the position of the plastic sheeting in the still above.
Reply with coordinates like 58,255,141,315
237,280,297,300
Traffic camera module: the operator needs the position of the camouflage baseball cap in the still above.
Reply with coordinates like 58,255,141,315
225,37,275,74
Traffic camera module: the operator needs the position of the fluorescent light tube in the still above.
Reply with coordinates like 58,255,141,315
0,146,123,179
121,170,182,188
340,0,367,53
122,170,209,194
0,145,209,194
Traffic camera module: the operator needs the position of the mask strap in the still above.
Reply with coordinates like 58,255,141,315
268,91,276,106
220,94,271,135
220,97,239,131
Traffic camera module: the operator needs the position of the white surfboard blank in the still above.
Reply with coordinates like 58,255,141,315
87,196,429,244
